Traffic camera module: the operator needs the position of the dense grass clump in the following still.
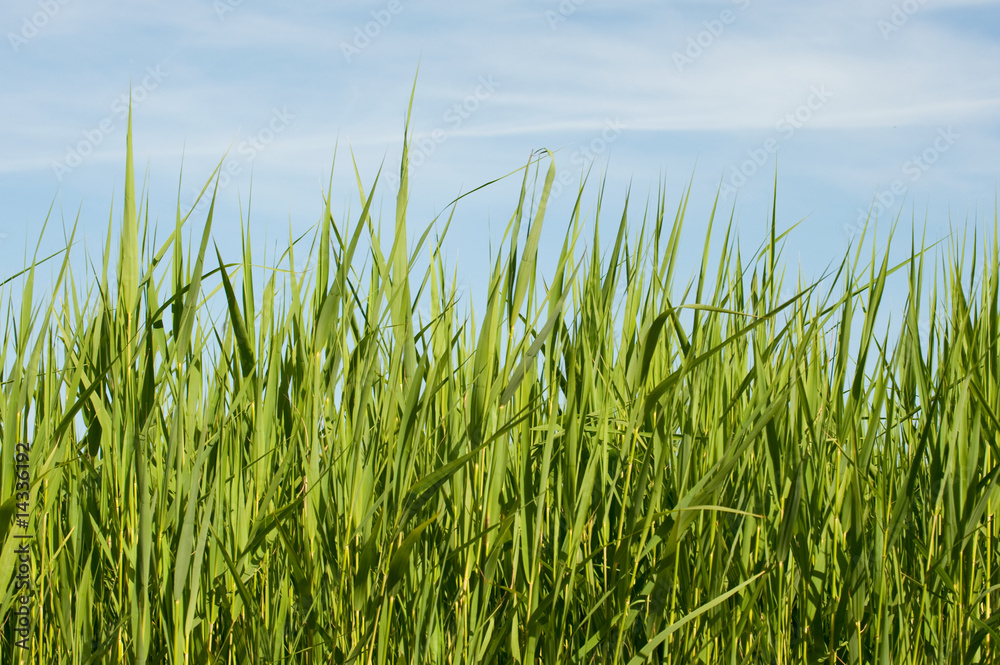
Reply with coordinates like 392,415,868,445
1,111,999,664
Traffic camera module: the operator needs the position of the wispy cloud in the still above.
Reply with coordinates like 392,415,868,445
1,0,997,296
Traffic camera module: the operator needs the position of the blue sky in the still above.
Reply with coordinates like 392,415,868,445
2,0,999,322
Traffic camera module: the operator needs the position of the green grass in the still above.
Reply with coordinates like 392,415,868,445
1,104,999,664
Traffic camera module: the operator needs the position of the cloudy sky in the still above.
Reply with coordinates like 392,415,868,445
2,0,999,316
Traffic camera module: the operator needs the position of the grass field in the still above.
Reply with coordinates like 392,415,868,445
1,107,999,664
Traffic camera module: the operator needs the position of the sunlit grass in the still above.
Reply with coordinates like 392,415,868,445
1,102,999,664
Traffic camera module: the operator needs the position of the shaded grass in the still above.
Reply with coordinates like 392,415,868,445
1,104,999,664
